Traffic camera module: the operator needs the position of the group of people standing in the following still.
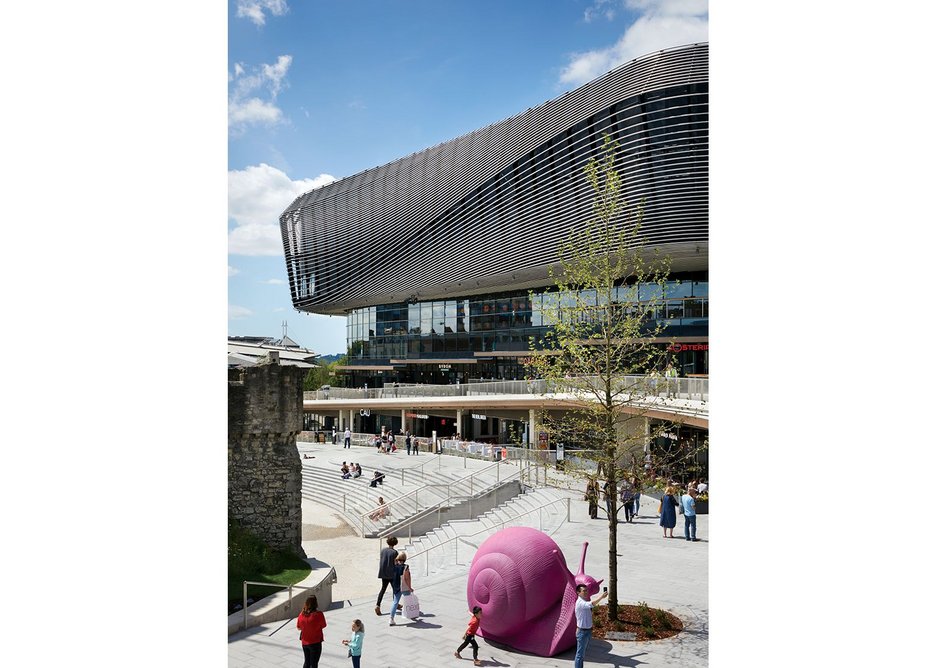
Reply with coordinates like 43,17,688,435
584,477,642,522
585,475,705,543
658,480,705,541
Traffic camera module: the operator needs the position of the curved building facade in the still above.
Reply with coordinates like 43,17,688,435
281,42,708,386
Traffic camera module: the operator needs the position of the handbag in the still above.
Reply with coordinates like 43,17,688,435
657,500,662,514
403,592,421,619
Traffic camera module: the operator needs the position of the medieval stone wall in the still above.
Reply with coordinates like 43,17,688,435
228,359,306,554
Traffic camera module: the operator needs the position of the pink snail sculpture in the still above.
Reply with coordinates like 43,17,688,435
466,526,603,657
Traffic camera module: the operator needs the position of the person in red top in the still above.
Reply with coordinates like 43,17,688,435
454,606,483,666
296,595,327,668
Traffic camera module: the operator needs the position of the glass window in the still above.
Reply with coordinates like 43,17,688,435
639,284,663,301
421,303,432,336
433,302,445,334
692,281,708,297
665,281,692,298
445,300,457,333
665,301,685,319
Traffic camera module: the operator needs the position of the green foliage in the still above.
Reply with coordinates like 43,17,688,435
655,607,673,630
638,601,654,626
228,519,311,607
303,356,347,391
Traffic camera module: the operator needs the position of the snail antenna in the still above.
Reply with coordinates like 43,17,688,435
578,542,589,576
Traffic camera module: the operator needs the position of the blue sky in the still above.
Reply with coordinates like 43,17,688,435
228,0,708,355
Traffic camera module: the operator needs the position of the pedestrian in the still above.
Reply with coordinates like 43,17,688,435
602,479,613,519
413,437,420,455
696,479,708,494
659,485,679,538
665,361,678,398
454,606,483,666
341,619,364,668
296,595,327,668
375,536,398,615
633,479,642,517
344,427,351,449
682,486,699,541
620,480,635,523
573,584,608,668
585,478,598,520
405,431,412,455
388,552,411,626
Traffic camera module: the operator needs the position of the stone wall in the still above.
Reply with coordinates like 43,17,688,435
228,358,306,554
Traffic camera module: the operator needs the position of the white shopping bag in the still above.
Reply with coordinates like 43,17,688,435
402,592,420,619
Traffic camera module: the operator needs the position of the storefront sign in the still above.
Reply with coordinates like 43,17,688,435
668,343,708,352
406,412,429,419
439,364,451,371
471,413,487,420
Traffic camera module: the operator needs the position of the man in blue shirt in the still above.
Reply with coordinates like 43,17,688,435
682,487,699,541
573,584,608,668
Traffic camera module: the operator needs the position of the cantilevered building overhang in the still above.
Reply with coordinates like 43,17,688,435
281,43,708,316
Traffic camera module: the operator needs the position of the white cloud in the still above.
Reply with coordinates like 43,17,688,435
228,265,240,277
229,304,253,319
561,0,708,87
584,0,617,22
228,163,336,256
236,0,288,27
229,55,292,133
262,278,286,285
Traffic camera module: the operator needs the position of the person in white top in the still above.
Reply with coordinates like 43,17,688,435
344,428,352,449
573,584,608,668
696,480,708,494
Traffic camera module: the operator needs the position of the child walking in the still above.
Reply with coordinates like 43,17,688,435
454,606,483,666
341,619,364,668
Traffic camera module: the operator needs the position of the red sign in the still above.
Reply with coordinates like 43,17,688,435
668,343,708,353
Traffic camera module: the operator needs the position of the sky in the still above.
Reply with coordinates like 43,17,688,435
227,0,709,355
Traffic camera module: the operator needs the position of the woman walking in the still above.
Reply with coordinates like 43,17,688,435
341,619,364,668
388,552,411,626
454,606,483,666
296,595,327,668
659,486,680,538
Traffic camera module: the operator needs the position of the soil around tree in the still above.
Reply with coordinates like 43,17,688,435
592,603,683,642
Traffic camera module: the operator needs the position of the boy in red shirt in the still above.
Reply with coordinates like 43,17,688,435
454,606,483,666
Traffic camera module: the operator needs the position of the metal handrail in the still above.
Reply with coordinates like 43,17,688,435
305,375,708,402
407,496,572,576
354,458,511,536
375,462,529,543
239,567,336,630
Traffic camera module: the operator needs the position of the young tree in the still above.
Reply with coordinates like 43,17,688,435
524,134,705,620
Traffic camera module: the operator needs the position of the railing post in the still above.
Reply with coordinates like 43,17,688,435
567,497,571,523
243,581,248,630
288,584,293,614
539,507,542,531
497,460,500,482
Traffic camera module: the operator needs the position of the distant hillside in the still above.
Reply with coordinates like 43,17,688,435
316,354,344,364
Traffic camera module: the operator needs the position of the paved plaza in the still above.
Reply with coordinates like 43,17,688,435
228,443,708,667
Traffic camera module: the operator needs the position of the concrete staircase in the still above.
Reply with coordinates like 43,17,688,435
300,451,527,537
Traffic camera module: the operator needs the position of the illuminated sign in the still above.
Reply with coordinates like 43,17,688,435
668,343,708,352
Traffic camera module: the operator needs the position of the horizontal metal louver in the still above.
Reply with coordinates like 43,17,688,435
281,43,708,315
